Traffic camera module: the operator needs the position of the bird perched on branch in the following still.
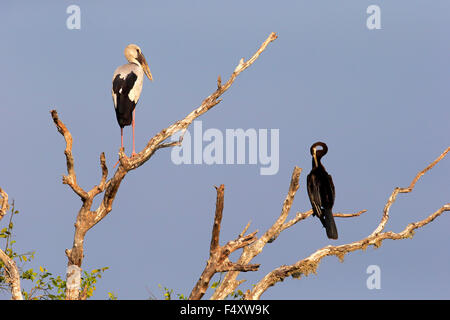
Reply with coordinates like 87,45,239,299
307,142,338,240
112,44,153,160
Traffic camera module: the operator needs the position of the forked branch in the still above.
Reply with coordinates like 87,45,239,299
189,185,259,300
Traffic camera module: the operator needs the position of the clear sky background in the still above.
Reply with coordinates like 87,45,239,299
0,1,449,299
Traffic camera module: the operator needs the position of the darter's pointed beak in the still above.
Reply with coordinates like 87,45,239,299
313,148,318,167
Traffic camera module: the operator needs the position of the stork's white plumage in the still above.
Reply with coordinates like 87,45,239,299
112,44,152,158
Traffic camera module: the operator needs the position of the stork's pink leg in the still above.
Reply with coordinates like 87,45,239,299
121,127,124,149
114,127,124,168
131,109,137,157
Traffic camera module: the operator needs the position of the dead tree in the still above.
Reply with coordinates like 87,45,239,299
189,147,448,300
50,32,278,300
1,31,448,300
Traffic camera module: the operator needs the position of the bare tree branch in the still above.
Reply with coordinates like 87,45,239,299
189,185,259,300
0,188,23,300
0,250,23,300
371,146,450,236
244,147,450,300
211,166,303,299
50,32,278,300
333,211,367,218
0,187,9,221
88,152,108,199
51,111,89,201
269,209,368,242
210,185,225,252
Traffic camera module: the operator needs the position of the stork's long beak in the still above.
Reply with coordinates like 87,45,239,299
313,148,318,167
138,53,153,81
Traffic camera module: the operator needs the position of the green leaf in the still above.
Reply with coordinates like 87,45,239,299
108,292,118,300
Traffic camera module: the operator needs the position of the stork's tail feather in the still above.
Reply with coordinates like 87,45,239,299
320,209,338,240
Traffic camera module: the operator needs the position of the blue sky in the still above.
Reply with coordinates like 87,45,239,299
0,1,449,299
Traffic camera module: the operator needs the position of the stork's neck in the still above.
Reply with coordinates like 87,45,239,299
128,59,142,68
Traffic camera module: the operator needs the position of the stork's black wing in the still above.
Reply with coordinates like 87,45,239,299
112,72,138,127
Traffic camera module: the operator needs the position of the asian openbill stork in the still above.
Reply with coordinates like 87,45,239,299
306,142,338,240
112,44,153,159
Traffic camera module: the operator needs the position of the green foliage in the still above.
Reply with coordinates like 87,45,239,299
80,267,109,299
0,201,35,293
21,266,66,300
156,273,246,300
157,284,187,300
0,201,31,263
0,200,112,300
108,291,118,300
228,288,244,300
